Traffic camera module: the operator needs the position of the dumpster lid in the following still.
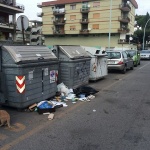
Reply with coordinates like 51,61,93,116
82,46,107,57
59,45,90,59
2,46,57,63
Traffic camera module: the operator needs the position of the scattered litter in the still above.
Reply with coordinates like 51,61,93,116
24,85,97,121
48,113,54,120
88,95,95,99
28,103,37,111
50,101,68,107
43,112,50,115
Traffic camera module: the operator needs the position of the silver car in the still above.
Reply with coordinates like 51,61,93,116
140,50,150,60
106,50,134,74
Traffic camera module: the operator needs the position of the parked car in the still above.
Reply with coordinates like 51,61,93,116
126,50,140,66
106,50,134,74
140,50,150,60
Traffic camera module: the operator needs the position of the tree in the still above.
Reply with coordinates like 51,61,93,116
134,12,150,48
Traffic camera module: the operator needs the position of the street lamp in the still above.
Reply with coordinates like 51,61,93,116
142,18,150,50
108,0,112,49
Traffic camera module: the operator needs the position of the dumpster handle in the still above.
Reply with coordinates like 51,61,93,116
38,57,44,61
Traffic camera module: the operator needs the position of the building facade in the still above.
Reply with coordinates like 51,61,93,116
0,0,24,42
16,20,45,45
39,0,138,50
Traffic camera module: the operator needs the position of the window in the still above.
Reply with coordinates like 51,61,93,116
93,2,100,7
107,52,121,59
93,13,100,19
70,25,76,30
93,24,99,29
70,15,76,20
70,4,76,10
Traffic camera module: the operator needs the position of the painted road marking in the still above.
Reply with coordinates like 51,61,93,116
138,62,150,70
9,123,26,132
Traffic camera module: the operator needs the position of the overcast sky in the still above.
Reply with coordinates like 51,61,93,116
16,0,149,21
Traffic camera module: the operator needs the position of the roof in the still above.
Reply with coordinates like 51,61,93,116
129,0,138,9
42,0,89,6
42,0,138,8
106,50,125,52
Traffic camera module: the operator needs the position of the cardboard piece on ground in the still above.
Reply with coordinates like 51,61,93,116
48,113,54,120
29,103,37,111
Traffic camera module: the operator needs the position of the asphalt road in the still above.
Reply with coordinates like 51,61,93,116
0,60,150,150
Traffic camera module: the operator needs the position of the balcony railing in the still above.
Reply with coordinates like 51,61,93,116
0,22,15,29
53,20,66,25
80,29,89,34
118,28,130,33
53,10,65,15
118,16,130,23
0,1,25,11
80,19,89,24
118,39,128,44
119,4,131,12
80,8,90,13
53,30,65,35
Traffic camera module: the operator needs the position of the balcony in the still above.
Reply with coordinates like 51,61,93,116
118,16,130,23
53,20,66,25
118,28,130,33
0,2,24,13
0,22,15,30
80,29,89,34
37,12,43,17
80,19,89,24
119,4,131,12
118,39,128,44
53,30,65,35
53,9,65,15
80,8,90,13
37,2,42,8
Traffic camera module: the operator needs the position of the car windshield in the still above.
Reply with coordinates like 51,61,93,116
107,52,121,59
127,50,136,56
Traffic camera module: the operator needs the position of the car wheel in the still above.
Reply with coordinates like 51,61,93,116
134,62,137,67
130,63,134,70
138,61,140,65
122,66,126,74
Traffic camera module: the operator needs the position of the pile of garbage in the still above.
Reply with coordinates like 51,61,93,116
27,83,99,120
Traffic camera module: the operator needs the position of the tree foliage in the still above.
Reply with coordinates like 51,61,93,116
134,12,150,45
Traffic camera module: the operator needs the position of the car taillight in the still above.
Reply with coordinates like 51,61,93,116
117,61,124,64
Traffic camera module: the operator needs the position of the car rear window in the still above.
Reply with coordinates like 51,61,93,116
141,50,150,53
107,52,121,59
127,50,136,56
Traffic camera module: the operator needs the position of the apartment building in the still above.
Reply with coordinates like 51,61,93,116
16,20,45,45
0,0,24,42
38,0,138,49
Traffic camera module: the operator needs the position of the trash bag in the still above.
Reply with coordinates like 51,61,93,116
73,86,99,97
57,83,69,96
37,101,53,109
